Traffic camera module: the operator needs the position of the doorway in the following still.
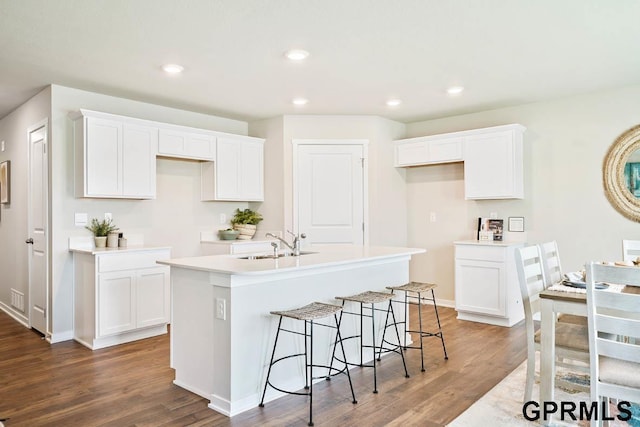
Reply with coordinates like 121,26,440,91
293,140,368,245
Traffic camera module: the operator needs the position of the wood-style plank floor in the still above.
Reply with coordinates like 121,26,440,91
0,305,526,426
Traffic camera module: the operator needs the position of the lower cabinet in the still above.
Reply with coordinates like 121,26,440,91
74,248,171,349
454,241,524,327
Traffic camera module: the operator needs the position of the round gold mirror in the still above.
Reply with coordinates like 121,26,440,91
603,124,640,221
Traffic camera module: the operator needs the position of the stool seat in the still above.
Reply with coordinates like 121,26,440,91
387,281,437,293
271,302,342,320
336,291,393,304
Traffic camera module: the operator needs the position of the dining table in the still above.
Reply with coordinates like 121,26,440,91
539,281,640,407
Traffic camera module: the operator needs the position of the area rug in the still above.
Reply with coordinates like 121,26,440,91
447,360,640,426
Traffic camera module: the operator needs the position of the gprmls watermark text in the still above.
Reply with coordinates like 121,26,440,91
523,400,633,422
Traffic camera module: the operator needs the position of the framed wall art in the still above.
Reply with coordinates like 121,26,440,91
1,160,10,204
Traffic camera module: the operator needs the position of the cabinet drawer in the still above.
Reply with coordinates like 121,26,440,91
98,250,171,273
455,245,505,262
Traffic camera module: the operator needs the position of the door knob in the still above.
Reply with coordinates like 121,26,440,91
25,238,34,244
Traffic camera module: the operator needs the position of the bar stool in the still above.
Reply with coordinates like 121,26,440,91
331,291,409,394
385,282,448,372
259,302,357,427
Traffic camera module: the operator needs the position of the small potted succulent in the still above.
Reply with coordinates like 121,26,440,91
86,218,118,248
230,208,263,240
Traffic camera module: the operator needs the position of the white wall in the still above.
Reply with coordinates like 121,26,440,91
44,85,252,340
404,84,640,303
0,87,51,325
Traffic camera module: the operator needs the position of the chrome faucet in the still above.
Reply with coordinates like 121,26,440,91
265,230,307,256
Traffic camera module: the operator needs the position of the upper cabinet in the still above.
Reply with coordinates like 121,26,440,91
394,124,525,200
158,128,216,161
72,110,157,199
201,135,265,201
71,109,264,202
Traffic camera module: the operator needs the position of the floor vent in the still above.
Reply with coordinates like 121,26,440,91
11,288,25,312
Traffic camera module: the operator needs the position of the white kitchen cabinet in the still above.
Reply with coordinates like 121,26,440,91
394,124,525,200
201,135,265,201
464,125,524,199
394,135,463,167
158,128,216,160
454,241,524,327
200,235,278,256
73,247,171,350
72,110,157,199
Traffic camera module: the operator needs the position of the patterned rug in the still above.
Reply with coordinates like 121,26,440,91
448,360,640,426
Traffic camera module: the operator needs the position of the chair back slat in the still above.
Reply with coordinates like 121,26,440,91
597,338,640,364
595,314,640,339
539,241,563,286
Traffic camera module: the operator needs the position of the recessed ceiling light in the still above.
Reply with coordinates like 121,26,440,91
447,86,464,95
162,63,184,74
292,98,308,106
386,99,402,107
285,49,310,61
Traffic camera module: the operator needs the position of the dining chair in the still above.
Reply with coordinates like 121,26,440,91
622,239,640,263
585,262,640,427
539,240,564,286
515,245,590,403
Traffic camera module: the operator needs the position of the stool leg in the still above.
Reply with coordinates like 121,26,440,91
417,291,425,372
326,308,344,381
370,302,379,394
431,289,448,360
308,320,314,427
304,320,310,389
334,313,357,404
360,302,364,367
259,316,283,407
403,290,408,349
388,301,410,378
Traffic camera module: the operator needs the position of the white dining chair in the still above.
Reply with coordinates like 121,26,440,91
539,240,564,286
585,262,640,427
515,245,590,403
622,239,640,263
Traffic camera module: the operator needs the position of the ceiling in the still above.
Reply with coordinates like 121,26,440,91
1,0,640,124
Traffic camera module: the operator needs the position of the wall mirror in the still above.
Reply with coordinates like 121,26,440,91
603,124,640,222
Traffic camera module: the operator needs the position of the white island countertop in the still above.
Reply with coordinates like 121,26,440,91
157,244,425,276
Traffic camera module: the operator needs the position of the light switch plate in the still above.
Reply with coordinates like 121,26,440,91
74,213,88,226
1,140,5,152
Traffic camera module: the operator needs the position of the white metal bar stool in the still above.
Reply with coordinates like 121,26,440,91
259,301,357,427
385,282,448,372
330,291,409,394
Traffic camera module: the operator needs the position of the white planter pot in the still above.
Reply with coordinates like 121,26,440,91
233,224,257,240
94,236,107,248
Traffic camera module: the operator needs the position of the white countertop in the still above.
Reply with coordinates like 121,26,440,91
68,235,171,255
157,244,425,276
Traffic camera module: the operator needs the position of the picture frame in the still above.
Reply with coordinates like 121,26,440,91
508,216,525,232
0,160,9,204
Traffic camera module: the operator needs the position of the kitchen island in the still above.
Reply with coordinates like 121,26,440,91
157,245,425,417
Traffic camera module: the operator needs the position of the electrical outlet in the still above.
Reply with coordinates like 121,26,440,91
219,213,226,224
74,213,88,226
215,298,226,320
429,212,436,222
490,212,498,219
104,212,113,221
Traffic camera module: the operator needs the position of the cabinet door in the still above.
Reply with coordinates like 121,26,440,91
98,271,136,336
215,137,242,200
395,140,428,166
122,124,157,198
158,129,215,160
428,137,463,163
86,117,122,196
186,133,216,160
455,259,506,317
136,266,170,328
241,140,264,201
464,130,522,199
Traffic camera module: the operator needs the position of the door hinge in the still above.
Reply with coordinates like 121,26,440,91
361,157,365,167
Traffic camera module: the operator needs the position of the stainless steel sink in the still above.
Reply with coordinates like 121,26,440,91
239,251,316,260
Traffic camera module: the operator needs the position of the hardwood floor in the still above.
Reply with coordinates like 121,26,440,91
0,306,526,426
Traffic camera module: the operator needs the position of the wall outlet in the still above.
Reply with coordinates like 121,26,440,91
74,213,88,226
219,213,226,224
490,212,498,219
104,212,113,221
215,298,226,320
429,212,437,222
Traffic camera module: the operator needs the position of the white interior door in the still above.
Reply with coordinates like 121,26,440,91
28,121,48,335
296,143,366,245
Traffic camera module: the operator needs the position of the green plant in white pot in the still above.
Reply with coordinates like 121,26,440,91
230,208,263,240
86,218,118,248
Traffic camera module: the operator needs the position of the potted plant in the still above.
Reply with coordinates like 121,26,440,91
86,218,118,248
230,208,263,240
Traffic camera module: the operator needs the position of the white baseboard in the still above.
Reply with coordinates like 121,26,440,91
0,301,29,326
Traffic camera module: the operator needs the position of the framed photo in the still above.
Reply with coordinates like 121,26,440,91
508,216,525,232
0,160,9,204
